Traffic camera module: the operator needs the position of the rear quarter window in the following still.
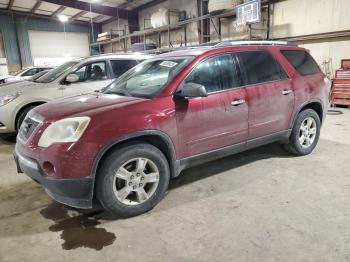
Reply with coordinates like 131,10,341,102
237,51,288,86
281,50,321,76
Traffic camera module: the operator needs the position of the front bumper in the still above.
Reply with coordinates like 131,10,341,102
0,104,16,133
14,148,94,209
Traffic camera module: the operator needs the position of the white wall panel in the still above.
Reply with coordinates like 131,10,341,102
28,30,90,59
271,0,350,38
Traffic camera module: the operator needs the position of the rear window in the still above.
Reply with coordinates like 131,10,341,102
237,51,288,85
110,60,139,78
281,50,321,76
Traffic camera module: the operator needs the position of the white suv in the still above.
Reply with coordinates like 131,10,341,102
0,53,152,133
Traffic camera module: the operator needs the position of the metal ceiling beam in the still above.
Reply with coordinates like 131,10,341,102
71,10,88,20
0,8,90,25
134,0,167,11
7,0,15,10
93,15,106,23
41,0,130,20
30,1,42,14
51,5,66,17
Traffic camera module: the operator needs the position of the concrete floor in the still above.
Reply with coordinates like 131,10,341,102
1,108,350,262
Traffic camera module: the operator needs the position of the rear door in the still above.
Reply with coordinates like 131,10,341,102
175,53,248,157
237,50,294,140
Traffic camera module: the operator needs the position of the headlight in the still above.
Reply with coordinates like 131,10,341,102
0,93,20,107
38,117,90,148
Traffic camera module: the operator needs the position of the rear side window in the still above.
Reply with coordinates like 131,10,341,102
185,54,242,93
111,60,138,78
237,51,288,85
281,50,321,76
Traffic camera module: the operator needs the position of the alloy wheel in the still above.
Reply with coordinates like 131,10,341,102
298,117,317,148
112,158,160,205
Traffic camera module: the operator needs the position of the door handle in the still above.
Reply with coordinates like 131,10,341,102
58,86,66,90
281,89,293,95
231,99,245,106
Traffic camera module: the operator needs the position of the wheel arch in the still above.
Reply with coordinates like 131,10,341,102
15,101,47,130
90,130,179,183
292,99,324,128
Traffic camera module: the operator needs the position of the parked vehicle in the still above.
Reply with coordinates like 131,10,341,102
0,69,52,87
30,69,52,81
14,42,331,217
0,53,151,134
0,66,53,84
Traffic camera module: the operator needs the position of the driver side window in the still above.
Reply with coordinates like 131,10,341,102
72,61,107,83
22,68,39,77
185,54,241,93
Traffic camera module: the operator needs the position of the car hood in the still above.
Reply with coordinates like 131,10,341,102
34,92,144,120
0,75,12,81
0,80,44,94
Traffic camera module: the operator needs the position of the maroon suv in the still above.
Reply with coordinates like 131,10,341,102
15,42,331,217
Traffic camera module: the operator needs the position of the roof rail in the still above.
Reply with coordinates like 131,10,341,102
214,41,298,47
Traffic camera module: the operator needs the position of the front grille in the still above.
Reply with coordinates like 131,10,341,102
18,114,41,142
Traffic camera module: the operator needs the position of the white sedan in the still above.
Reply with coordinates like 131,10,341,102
0,66,53,84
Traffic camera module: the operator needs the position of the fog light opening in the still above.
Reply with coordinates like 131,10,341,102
42,161,55,176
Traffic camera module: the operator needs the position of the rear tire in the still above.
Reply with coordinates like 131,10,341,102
284,109,321,156
96,143,170,217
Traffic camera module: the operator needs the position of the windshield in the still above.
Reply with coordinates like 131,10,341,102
35,60,79,83
102,56,194,98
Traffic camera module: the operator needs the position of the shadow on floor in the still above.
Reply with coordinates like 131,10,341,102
169,142,292,190
0,134,16,144
0,142,295,250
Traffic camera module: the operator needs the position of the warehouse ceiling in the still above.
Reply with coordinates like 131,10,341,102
0,0,156,24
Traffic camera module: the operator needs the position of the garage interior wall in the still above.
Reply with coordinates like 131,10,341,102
28,30,90,62
271,0,350,77
0,14,100,72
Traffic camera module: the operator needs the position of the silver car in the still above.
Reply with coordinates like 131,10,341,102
0,53,152,133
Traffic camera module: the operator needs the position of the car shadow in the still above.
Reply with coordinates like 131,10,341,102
169,142,292,191
0,142,294,250
0,133,16,144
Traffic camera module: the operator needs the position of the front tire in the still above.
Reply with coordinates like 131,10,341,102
16,106,35,131
284,109,321,156
96,143,170,217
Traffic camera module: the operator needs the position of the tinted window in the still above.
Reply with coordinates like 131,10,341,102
281,50,321,75
185,54,241,93
237,51,287,85
72,61,107,82
111,60,138,78
22,68,39,77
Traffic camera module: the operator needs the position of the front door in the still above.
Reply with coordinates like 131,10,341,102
175,53,248,158
237,50,294,140
61,61,112,97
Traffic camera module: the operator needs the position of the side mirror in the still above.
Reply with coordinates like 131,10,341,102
175,82,208,99
65,73,79,83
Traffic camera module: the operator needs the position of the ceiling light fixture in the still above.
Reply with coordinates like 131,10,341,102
58,14,69,22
